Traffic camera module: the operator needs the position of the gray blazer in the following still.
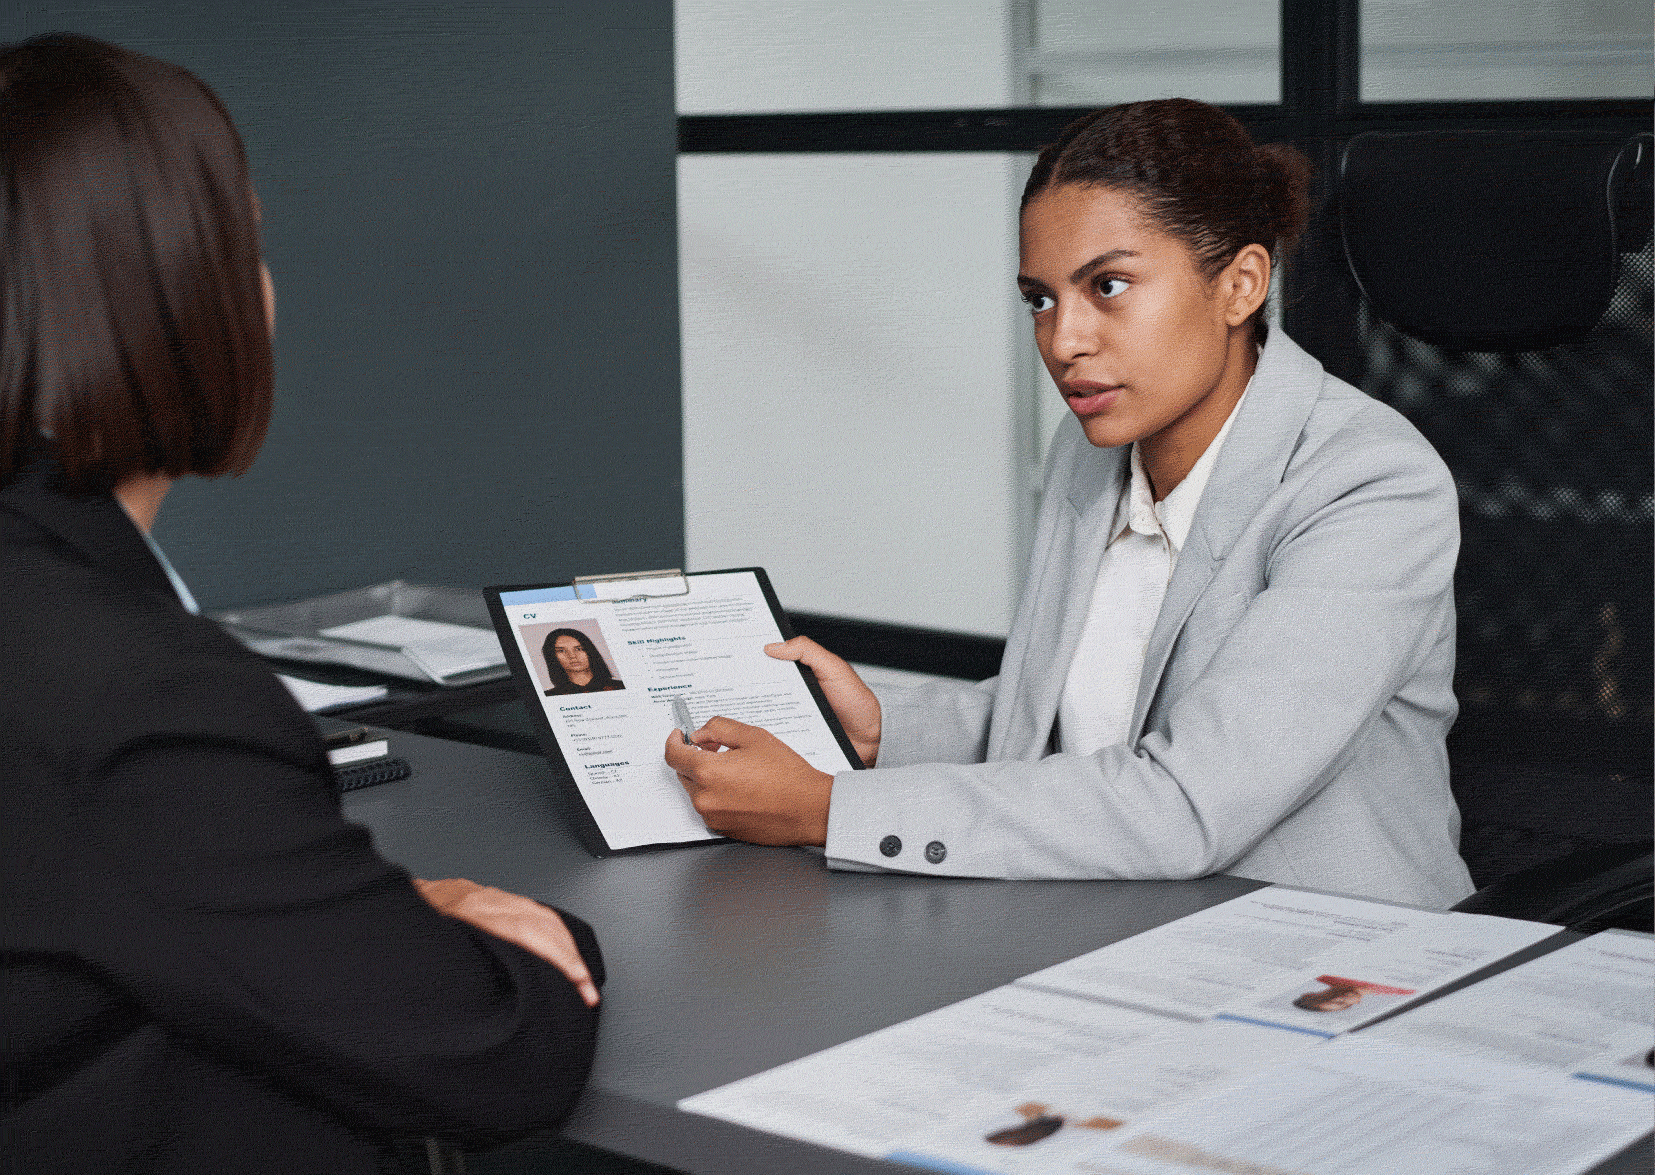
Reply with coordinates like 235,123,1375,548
824,329,1475,909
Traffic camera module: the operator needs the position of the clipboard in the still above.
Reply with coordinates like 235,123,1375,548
484,567,864,858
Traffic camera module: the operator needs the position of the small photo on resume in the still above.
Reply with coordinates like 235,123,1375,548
1255,974,1417,1025
520,618,627,696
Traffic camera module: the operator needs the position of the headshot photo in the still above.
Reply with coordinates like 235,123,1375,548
1285,975,1415,1015
983,1102,1123,1148
523,620,625,696
1293,982,1365,1013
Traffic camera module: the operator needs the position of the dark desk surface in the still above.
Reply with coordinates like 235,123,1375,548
341,727,1262,1173
341,728,1651,1175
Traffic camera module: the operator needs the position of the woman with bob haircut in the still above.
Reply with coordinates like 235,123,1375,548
1,34,604,1174
668,98,1473,910
542,627,625,695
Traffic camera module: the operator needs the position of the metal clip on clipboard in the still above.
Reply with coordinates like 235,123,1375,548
571,568,691,603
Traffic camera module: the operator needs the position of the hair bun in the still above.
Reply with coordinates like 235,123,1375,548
1255,142,1314,256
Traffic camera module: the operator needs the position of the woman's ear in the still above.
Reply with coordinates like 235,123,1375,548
1220,243,1272,328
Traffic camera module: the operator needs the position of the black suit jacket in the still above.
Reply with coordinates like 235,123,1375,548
0,467,603,1174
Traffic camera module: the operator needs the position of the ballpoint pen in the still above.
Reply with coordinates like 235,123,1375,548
671,697,697,745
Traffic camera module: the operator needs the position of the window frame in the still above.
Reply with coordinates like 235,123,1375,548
677,0,1649,383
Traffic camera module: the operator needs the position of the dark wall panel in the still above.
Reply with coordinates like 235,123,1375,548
8,2,681,609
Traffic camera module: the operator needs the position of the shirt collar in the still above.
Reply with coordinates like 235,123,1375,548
116,498,201,615
139,529,201,615
1110,369,1256,554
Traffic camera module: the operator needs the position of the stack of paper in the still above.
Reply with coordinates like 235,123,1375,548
318,615,504,682
679,888,1653,1175
277,674,387,714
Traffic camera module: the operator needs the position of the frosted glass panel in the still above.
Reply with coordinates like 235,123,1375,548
1030,0,1280,106
1363,0,1652,100
677,0,1015,113
679,154,1035,636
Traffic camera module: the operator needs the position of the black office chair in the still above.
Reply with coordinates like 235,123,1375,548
1338,129,1653,931
1452,841,1652,933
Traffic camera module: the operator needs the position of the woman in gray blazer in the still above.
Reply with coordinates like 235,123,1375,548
667,99,1474,910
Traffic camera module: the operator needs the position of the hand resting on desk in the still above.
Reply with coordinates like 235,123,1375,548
413,878,600,1007
664,717,833,847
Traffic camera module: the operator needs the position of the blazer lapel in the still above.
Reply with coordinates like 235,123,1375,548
999,436,1129,758
1127,517,1223,742
1052,441,1130,703
1065,428,1126,522
1127,330,1328,740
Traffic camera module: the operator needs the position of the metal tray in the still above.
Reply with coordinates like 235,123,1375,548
214,580,509,687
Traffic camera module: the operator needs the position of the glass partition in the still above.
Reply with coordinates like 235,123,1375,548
1362,0,1653,100
676,0,1015,113
1029,0,1280,106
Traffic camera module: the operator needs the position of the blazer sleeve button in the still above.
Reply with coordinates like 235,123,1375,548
924,840,947,864
879,835,902,858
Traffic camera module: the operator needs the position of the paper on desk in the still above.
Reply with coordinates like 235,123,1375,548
1066,1039,1653,1175
882,918,1564,1174
1013,887,1443,1022
277,674,387,713
1363,929,1654,1079
678,985,1179,1159
497,569,857,851
1211,909,1558,1037
1575,1042,1655,1094
327,740,390,766
319,615,504,681
884,1020,1316,1175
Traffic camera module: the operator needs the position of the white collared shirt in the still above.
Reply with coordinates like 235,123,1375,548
141,529,201,615
1056,380,1251,756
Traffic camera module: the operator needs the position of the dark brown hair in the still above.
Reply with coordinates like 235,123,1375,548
542,627,621,693
0,33,273,493
1023,99,1312,336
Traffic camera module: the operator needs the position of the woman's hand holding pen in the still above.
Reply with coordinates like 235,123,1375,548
665,717,834,846
764,635,881,766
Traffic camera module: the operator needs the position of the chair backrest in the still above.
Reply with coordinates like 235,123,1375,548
1338,130,1653,887
1452,842,1652,934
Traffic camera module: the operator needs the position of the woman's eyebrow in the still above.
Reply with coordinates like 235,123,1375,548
1017,249,1141,291
1070,249,1138,284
